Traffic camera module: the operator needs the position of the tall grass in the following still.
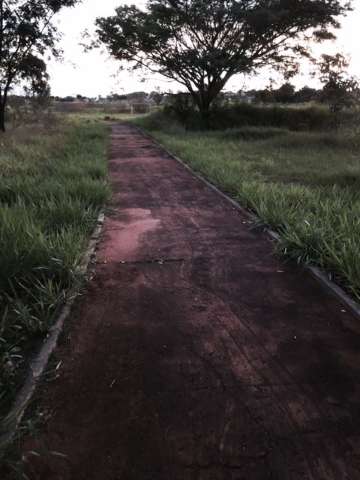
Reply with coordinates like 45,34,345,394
135,114,360,301
0,118,109,415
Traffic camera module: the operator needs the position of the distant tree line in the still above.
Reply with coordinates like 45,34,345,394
248,84,319,104
50,80,354,108
54,53,359,115
52,90,167,105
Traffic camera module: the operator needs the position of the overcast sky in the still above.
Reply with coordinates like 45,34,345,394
48,0,360,97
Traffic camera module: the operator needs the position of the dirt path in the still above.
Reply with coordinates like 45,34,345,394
21,124,360,479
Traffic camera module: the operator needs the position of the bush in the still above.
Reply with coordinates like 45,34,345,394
208,103,336,131
164,93,200,128
153,99,357,131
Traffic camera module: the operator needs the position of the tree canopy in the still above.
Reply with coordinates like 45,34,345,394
0,0,80,131
95,0,352,121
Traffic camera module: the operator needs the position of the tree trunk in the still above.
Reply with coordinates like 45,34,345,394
0,101,5,133
192,92,212,129
192,82,226,129
0,86,9,132
199,104,211,129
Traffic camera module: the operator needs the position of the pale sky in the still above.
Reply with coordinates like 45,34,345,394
48,0,360,97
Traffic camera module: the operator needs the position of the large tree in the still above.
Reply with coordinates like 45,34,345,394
95,0,352,123
0,0,79,132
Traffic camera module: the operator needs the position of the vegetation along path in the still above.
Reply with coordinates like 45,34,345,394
21,124,360,479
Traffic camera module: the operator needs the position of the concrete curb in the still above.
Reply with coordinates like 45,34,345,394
134,125,360,320
0,212,105,451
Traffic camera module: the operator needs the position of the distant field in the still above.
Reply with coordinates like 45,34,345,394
134,113,360,301
0,116,109,416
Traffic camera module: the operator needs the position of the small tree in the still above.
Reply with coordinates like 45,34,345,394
318,54,359,125
295,86,319,103
25,67,52,116
150,88,165,106
94,0,352,125
0,0,80,132
254,87,275,104
274,82,296,104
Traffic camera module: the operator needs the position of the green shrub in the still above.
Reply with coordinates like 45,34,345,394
209,103,333,130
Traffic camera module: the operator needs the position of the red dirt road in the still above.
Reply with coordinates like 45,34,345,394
21,125,360,479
